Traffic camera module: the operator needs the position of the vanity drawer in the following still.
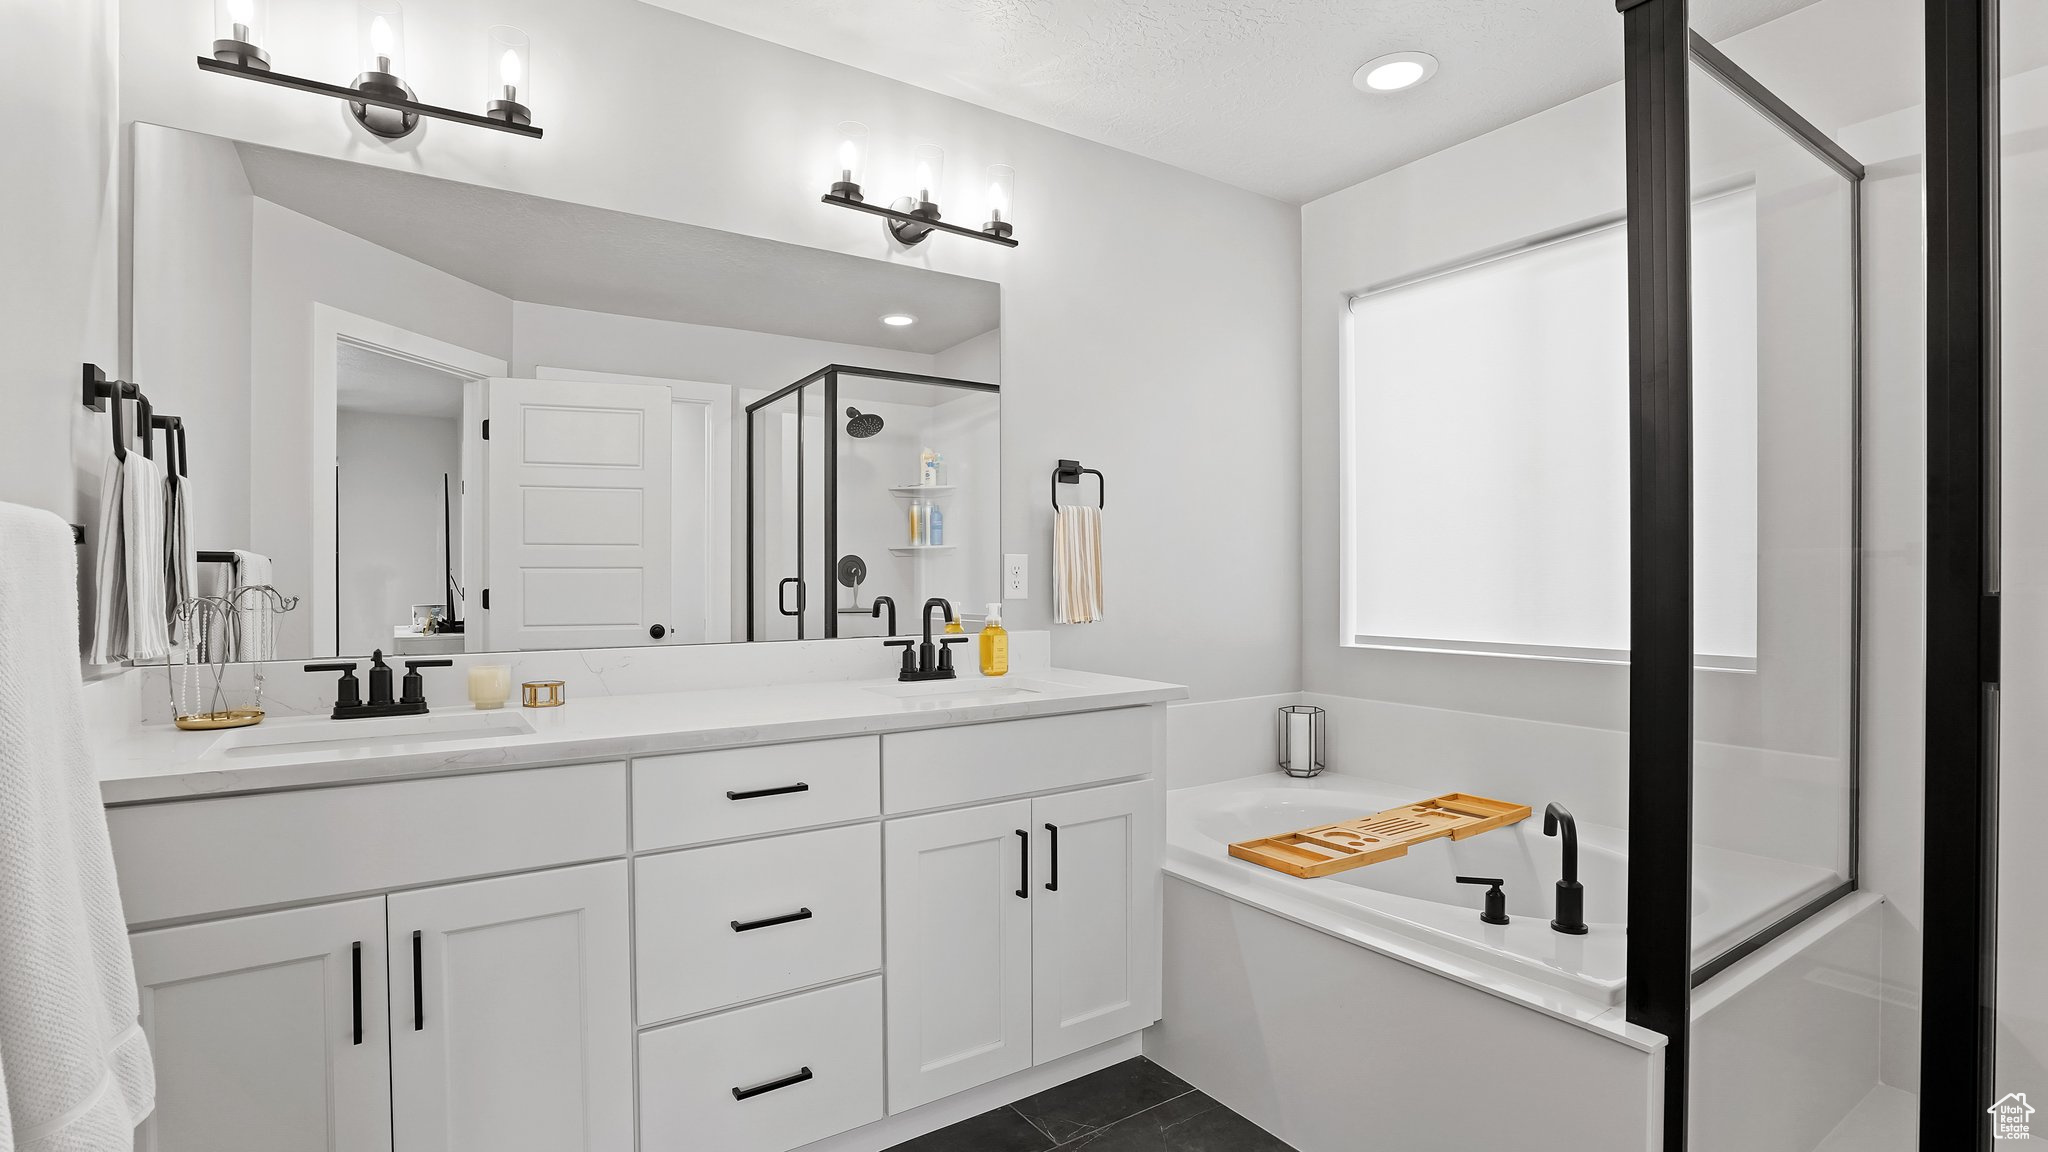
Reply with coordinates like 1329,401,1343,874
883,707,1158,814
639,976,883,1152
636,822,880,1024
632,737,879,851
108,762,629,925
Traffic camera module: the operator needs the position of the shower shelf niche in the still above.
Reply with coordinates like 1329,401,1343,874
888,485,957,497
889,545,957,557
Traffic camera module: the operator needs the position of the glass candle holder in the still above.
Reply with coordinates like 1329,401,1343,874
357,2,407,79
485,26,532,125
1278,705,1326,778
522,680,566,708
468,664,512,710
983,163,1016,238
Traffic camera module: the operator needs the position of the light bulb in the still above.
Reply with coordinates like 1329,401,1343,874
988,181,1008,219
227,0,254,25
914,162,933,202
370,15,394,68
500,48,522,89
839,140,858,176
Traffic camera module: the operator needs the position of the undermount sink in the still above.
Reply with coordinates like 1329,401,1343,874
203,710,536,760
864,679,1044,710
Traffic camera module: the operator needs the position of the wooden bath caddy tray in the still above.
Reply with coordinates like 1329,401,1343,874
1228,793,1532,878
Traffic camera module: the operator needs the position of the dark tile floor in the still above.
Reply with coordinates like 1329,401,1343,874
886,1057,1297,1152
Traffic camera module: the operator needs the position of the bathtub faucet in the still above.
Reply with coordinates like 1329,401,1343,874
1543,803,1589,936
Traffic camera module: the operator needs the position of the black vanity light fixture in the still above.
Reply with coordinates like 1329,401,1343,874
196,0,542,140
820,122,1019,248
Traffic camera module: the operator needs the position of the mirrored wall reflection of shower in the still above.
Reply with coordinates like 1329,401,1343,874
748,367,1001,642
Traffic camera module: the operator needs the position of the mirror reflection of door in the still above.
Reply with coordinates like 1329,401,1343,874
334,344,483,660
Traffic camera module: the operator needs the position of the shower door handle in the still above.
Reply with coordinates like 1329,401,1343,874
778,578,804,617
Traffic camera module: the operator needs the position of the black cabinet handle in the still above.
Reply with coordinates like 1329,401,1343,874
1045,823,1059,892
732,907,813,933
411,930,424,1031
732,1066,813,1101
777,577,803,617
727,782,810,801
1015,829,1030,899
351,941,363,1045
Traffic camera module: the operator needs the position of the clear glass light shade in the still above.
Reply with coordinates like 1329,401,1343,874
215,0,267,48
834,122,868,190
487,26,532,108
357,2,407,77
910,144,945,205
984,164,1016,226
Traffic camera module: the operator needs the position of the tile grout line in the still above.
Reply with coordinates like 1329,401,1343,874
1009,1103,1059,1147
1046,1086,1207,1151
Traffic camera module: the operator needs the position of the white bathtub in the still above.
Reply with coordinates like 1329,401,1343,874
1164,773,1841,1008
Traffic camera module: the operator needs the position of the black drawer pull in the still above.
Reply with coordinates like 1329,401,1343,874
1045,823,1060,892
351,941,363,1045
1015,828,1030,899
733,1066,813,1101
411,930,423,1031
732,907,814,933
727,782,810,801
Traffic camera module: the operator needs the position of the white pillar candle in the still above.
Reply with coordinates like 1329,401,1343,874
468,664,512,710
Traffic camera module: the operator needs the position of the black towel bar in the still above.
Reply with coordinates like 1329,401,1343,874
1050,459,1105,512
82,364,187,472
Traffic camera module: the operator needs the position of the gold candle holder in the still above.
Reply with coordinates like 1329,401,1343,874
522,680,565,708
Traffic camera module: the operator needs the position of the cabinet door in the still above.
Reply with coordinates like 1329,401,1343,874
883,799,1033,1113
388,861,632,1152
130,897,391,1152
1031,779,1162,1063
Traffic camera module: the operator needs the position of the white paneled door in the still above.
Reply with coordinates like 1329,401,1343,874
387,861,633,1152
883,799,1035,1113
1031,780,1162,1063
484,377,674,651
130,897,393,1152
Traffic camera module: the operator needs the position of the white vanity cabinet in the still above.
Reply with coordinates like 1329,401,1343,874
111,701,1168,1152
131,898,393,1152
882,777,1161,1112
129,862,632,1152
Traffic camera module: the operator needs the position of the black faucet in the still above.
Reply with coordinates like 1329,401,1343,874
890,598,967,682
1455,876,1510,925
305,650,452,719
871,595,897,637
1544,802,1589,935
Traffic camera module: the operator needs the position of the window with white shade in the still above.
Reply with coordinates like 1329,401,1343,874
1340,187,1758,665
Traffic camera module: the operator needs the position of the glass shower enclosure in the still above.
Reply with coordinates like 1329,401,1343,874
746,365,1001,642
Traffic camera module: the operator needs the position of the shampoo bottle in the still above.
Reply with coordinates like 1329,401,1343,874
979,603,1009,676
927,502,944,546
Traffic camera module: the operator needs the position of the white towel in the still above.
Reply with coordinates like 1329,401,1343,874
229,551,275,661
85,454,169,665
0,504,156,1152
1054,505,1104,624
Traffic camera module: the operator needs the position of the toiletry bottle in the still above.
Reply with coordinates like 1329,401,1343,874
920,448,938,486
908,500,923,546
944,600,965,635
979,603,1009,676
928,502,944,546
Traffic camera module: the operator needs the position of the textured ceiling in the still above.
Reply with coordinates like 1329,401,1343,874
642,0,1824,203
232,142,1000,355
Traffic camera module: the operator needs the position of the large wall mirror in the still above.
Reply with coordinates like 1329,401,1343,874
130,125,1001,662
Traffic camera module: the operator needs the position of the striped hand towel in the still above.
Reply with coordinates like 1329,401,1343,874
1054,505,1104,624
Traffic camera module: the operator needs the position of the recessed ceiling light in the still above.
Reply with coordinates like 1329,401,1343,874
1354,51,1439,93
881,313,917,327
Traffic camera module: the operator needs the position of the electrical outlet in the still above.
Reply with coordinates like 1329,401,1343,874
1004,554,1029,599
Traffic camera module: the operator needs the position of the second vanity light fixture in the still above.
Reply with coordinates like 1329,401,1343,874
197,0,543,140
821,122,1020,248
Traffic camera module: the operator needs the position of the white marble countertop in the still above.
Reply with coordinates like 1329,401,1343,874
96,667,1186,805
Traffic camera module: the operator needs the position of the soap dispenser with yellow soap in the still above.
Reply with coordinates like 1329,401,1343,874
978,603,1009,676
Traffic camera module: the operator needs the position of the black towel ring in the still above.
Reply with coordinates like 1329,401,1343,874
1050,459,1105,512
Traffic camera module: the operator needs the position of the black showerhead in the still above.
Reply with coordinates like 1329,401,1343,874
846,407,885,438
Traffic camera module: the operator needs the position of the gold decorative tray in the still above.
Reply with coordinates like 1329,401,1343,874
174,709,265,731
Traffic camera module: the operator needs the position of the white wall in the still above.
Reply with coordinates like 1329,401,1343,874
130,125,253,554
113,0,1303,705
248,199,513,656
0,0,119,555
335,410,462,652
